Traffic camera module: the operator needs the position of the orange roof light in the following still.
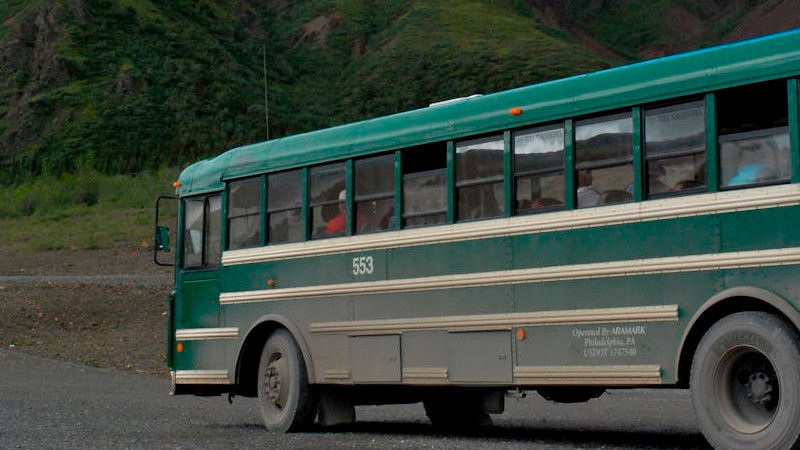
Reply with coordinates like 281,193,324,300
510,108,523,116
173,181,183,188
177,342,184,353
516,329,526,341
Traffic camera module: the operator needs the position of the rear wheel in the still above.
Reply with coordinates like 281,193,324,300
691,311,800,450
257,329,317,432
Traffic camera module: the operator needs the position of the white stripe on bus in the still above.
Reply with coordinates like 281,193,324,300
308,305,678,335
219,247,800,305
175,327,240,341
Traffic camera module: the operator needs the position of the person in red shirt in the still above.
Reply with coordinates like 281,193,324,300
323,190,347,236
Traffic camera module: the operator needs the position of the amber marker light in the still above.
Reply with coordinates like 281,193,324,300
177,342,184,353
173,181,182,188
268,279,276,287
510,108,523,116
516,329,526,341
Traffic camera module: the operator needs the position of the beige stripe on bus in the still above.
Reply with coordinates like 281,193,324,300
309,305,678,335
513,364,662,385
219,247,800,306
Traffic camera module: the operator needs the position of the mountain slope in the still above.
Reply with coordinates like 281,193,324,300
0,0,797,185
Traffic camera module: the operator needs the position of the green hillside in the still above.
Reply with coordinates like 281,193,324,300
0,0,608,184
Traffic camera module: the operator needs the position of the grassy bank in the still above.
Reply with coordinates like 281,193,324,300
0,168,179,253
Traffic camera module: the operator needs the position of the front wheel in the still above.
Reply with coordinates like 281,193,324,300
691,311,800,450
257,329,317,432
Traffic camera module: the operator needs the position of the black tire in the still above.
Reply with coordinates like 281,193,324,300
691,311,800,450
257,329,317,432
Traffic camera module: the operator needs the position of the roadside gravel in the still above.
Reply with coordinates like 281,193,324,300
0,248,172,376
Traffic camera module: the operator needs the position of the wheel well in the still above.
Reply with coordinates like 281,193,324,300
677,296,788,388
234,321,283,397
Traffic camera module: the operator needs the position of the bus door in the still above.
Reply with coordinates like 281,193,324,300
176,195,223,330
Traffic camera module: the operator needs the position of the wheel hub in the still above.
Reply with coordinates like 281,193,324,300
745,372,773,406
264,354,288,410
266,365,282,405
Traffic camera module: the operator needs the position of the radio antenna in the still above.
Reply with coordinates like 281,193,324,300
263,43,270,141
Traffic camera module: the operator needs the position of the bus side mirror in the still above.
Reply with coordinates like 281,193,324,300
155,226,171,253
155,195,177,267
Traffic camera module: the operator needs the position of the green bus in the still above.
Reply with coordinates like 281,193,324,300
156,30,800,449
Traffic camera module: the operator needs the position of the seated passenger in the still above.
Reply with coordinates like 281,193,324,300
577,170,601,207
324,190,347,235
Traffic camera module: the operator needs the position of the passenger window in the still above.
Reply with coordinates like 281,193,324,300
310,163,346,239
183,199,204,268
575,112,633,208
514,125,565,213
182,195,221,269
718,80,790,189
645,100,706,197
267,170,303,244
355,154,395,234
206,196,222,266
227,178,262,250
456,135,505,221
403,143,447,228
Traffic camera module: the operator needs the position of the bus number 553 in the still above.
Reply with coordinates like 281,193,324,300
352,256,374,276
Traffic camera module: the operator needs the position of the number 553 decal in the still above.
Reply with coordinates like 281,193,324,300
352,256,374,276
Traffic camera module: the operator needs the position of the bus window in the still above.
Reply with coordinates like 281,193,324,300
575,112,633,208
182,195,221,269
718,80,790,189
456,134,505,221
310,162,346,239
513,124,565,213
267,169,303,244
206,196,222,266
355,154,395,234
227,177,262,250
645,100,706,197
402,143,447,228
183,199,204,268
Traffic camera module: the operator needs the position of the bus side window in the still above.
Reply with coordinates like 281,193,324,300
227,177,262,250
182,195,221,269
456,134,505,221
355,154,395,234
402,143,447,228
206,196,222,266
644,100,707,197
575,112,634,208
718,80,790,189
310,163,346,239
183,199,205,269
514,124,565,213
267,169,303,244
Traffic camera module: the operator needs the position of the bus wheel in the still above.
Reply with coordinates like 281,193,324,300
691,311,800,450
257,329,317,432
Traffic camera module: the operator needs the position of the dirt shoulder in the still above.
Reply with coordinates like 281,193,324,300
0,248,174,376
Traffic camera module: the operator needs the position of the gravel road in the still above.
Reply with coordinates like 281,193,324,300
0,349,710,450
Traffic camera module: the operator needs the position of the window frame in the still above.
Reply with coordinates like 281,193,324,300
512,123,566,214
643,98,708,199
266,169,304,245
181,194,222,271
226,176,263,251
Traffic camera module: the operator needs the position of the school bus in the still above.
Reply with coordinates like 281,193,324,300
155,30,800,449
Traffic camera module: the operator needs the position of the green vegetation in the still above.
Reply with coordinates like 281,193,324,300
0,169,179,252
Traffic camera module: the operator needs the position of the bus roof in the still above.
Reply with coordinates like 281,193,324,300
177,29,800,196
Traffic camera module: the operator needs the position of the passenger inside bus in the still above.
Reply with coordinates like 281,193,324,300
323,190,347,235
